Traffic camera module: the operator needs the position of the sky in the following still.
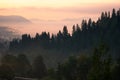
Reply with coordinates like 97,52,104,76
0,0,120,20
0,0,120,35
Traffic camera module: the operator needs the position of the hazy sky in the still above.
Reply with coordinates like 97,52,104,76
0,0,120,8
0,0,120,20
0,0,120,35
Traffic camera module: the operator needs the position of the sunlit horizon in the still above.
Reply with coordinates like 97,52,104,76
0,0,120,36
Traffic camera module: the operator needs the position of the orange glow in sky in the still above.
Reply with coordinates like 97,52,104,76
0,0,120,35
0,0,120,8
0,0,120,20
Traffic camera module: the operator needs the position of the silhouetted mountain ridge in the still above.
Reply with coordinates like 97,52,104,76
0,15,31,24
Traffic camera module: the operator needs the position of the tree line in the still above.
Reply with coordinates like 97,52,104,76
9,9,120,57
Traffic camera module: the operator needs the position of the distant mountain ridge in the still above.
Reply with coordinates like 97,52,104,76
0,15,31,24
0,15,31,40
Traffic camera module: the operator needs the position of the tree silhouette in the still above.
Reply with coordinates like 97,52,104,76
88,43,111,80
16,54,31,77
32,55,47,79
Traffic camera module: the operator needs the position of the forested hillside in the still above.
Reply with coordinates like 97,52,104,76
8,9,120,67
0,8,120,80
